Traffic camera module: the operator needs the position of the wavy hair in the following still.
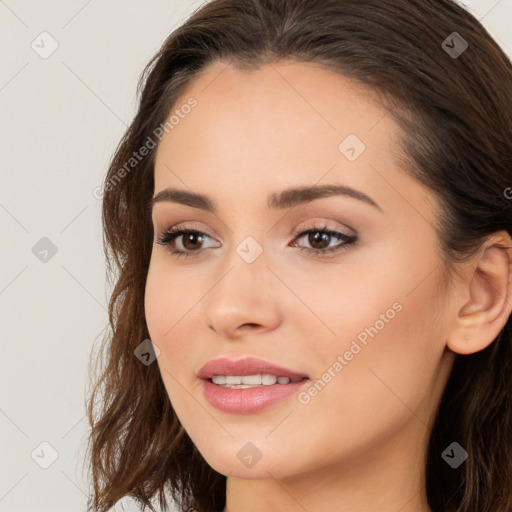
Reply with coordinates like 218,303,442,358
85,0,512,510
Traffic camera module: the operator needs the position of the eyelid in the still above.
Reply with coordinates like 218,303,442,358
155,221,216,240
292,219,355,238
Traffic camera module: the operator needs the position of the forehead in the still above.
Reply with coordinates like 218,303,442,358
155,60,392,163
152,60,436,226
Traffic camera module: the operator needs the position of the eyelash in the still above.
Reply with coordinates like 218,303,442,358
156,223,358,260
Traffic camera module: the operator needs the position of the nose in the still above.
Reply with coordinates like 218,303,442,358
203,248,282,340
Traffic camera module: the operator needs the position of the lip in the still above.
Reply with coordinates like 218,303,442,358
198,357,310,414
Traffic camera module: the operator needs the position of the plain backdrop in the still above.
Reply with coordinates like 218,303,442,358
0,1,511,511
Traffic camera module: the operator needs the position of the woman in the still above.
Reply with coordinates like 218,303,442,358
85,0,512,510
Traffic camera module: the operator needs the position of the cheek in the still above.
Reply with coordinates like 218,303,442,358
304,268,447,431
291,246,446,415
144,258,205,382
280,260,403,349
144,265,197,413
285,300,442,474
144,257,190,340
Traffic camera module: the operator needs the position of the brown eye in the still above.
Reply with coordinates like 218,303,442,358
307,231,332,250
157,226,220,259
292,224,358,258
180,232,205,251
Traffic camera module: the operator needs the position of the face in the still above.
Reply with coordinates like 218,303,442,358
145,60,456,483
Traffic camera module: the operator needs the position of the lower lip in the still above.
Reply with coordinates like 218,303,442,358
202,378,310,414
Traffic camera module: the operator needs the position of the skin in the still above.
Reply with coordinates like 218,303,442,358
144,60,512,512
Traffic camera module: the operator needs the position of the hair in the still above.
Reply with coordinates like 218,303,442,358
84,0,512,511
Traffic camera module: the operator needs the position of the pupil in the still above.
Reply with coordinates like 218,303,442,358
309,232,330,249
184,233,202,250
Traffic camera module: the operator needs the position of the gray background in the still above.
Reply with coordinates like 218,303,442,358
0,1,510,511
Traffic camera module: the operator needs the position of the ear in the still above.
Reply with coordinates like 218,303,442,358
446,230,512,355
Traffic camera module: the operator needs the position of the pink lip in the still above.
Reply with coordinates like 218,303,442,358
198,357,310,414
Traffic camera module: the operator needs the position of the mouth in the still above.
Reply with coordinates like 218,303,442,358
198,357,310,413
198,356,309,384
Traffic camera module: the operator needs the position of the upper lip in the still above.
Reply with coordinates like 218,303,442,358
198,357,309,381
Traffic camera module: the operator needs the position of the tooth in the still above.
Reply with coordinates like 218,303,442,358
225,376,242,385
262,374,277,385
240,374,262,385
211,374,297,387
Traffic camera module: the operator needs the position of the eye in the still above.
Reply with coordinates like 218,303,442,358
156,222,358,259
290,223,358,258
156,224,220,259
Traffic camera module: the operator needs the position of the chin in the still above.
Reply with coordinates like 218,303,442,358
198,443,294,479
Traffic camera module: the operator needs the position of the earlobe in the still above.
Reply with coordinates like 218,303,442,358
446,231,512,355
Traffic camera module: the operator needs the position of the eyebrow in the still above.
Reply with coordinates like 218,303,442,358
149,184,383,213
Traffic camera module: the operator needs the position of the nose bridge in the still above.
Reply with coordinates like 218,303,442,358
214,232,269,299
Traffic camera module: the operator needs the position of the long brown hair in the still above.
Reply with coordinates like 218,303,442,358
84,0,512,510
